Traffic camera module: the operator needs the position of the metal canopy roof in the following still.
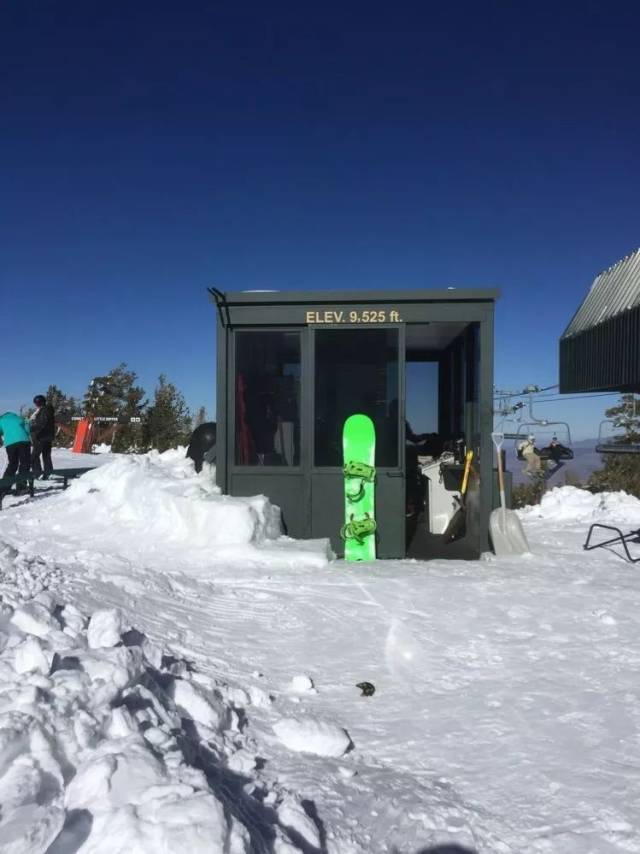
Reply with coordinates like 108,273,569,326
562,248,640,338
210,287,500,305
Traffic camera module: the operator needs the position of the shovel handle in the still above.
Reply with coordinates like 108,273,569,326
461,450,474,496
496,443,506,509
492,431,507,509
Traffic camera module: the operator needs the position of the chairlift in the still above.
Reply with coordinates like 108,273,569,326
597,444,640,455
511,390,574,478
595,419,640,455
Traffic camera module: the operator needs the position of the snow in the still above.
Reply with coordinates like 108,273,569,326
1,450,640,852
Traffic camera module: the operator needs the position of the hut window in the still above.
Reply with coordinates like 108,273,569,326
235,331,301,466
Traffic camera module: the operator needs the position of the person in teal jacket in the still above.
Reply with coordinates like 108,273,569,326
0,412,31,479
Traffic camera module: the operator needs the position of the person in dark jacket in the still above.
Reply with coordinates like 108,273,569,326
30,394,55,478
0,412,32,489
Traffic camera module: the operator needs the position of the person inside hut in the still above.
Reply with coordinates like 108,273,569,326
244,368,279,465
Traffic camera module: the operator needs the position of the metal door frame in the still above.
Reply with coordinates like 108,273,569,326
309,323,406,556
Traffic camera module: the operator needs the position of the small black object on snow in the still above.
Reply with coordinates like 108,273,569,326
356,681,375,696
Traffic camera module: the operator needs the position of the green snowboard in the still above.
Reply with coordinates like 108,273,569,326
341,414,377,561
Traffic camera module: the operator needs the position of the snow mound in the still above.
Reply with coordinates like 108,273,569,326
50,450,283,547
521,485,640,523
273,716,352,756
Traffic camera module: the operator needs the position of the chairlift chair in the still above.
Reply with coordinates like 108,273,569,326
514,424,574,461
595,418,640,456
513,388,574,463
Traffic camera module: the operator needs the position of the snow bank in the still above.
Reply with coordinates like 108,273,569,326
1,448,333,571
520,485,640,523
0,578,315,852
49,450,282,547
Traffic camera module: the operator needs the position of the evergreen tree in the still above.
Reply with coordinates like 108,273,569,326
46,384,82,418
45,384,83,447
83,364,146,453
589,394,640,497
144,375,192,452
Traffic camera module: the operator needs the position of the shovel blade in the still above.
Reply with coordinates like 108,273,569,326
489,507,530,555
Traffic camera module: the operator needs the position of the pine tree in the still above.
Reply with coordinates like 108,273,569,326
83,364,146,453
45,384,83,447
144,375,192,452
589,394,640,497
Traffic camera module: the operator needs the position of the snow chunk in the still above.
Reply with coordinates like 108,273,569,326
288,674,316,694
65,755,117,810
171,679,230,733
87,608,123,649
71,646,146,705
226,749,257,774
273,716,352,756
277,795,321,848
10,602,60,639
60,604,86,635
13,637,52,675
248,685,272,707
32,590,57,612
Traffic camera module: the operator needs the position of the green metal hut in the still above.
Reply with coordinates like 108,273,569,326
211,287,498,560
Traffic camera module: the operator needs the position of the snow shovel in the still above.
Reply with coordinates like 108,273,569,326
489,432,530,555
443,450,474,544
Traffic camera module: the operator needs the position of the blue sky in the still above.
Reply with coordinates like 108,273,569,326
1,1,638,439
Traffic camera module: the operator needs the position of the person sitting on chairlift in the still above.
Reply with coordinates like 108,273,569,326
548,436,563,465
517,434,542,476
541,435,572,465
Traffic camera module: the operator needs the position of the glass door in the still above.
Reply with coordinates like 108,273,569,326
311,326,405,558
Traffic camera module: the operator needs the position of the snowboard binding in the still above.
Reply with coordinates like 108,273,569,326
343,460,376,502
340,513,377,544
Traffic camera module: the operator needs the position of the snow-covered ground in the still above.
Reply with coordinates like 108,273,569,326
1,448,640,852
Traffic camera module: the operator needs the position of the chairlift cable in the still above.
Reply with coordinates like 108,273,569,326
493,392,620,403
